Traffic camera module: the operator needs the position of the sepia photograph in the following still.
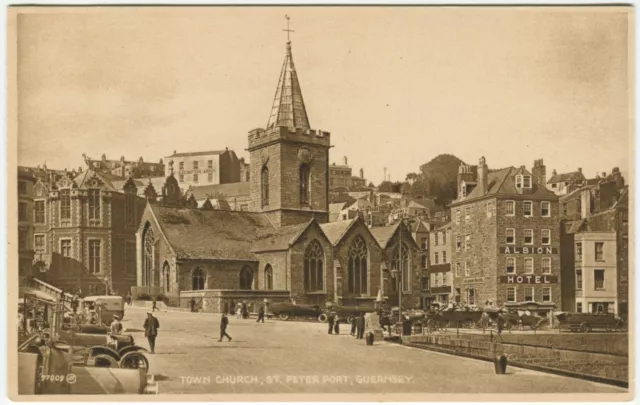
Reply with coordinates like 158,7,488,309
5,4,634,401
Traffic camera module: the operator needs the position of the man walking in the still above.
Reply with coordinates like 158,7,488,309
334,317,340,335
152,298,159,312
327,312,335,335
350,316,357,336
219,312,232,342
357,313,366,339
143,312,160,354
256,305,265,323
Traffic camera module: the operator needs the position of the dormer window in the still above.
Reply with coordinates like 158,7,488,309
516,175,532,189
460,183,467,197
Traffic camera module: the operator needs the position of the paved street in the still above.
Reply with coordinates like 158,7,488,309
122,307,624,394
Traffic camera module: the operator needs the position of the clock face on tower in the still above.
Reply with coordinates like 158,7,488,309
297,147,312,164
260,149,270,165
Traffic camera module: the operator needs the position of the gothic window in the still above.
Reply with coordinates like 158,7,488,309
264,265,273,290
60,189,71,220
88,240,101,274
163,262,170,293
261,165,269,207
88,189,101,221
304,241,324,291
392,243,410,292
192,268,205,290
143,226,155,287
348,236,368,294
300,164,310,205
240,266,254,290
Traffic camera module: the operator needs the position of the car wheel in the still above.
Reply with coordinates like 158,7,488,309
580,322,589,333
120,351,150,372
93,354,120,368
279,313,290,321
317,314,327,323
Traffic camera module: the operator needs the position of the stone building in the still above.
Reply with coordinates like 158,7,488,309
134,37,421,313
426,221,453,307
84,154,165,179
450,157,561,318
18,168,36,276
165,148,243,187
329,157,353,191
547,167,587,196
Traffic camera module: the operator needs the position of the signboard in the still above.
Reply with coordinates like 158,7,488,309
500,275,558,284
463,277,484,284
500,246,557,255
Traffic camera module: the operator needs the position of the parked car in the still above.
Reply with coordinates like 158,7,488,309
319,303,378,323
268,302,322,321
555,311,625,333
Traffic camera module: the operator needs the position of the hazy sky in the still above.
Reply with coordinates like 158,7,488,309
16,6,631,184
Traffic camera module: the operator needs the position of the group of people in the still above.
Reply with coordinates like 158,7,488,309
326,312,367,339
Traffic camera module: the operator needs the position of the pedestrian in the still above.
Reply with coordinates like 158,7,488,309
327,312,335,334
241,302,248,319
357,313,366,339
350,316,357,336
109,314,123,336
256,305,265,323
190,298,196,312
152,298,159,312
219,312,232,342
71,295,79,314
126,292,132,306
236,302,242,319
143,312,160,354
497,314,504,335
334,316,340,335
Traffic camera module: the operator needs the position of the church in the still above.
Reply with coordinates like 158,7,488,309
134,35,421,313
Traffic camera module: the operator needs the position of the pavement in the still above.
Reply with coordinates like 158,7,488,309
122,306,625,394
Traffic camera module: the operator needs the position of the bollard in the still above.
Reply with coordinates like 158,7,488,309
494,354,508,375
366,332,374,346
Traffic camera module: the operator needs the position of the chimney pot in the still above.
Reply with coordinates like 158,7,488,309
344,156,348,166
578,167,582,173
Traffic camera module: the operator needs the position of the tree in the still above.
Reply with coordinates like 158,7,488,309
378,181,394,192
405,173,420,185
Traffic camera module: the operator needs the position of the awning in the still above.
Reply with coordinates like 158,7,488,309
19,287,58,304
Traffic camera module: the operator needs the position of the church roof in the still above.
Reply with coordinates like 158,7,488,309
251,220,314,253
112,176,167,195
369,222,402,249
73,169,120,191
320,218,359,246
149,204,273,261
266,41,310,131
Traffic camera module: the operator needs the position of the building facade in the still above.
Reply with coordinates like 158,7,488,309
450,157,561,317
165,148,243,188
427,222,453,307
18,169,36,276
329,157,353,191
547,168,586,196
84,154,165,179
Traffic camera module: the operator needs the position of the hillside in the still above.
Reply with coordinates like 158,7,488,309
410,154,471,206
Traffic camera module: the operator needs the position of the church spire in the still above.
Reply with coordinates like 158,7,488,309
266,15,311,131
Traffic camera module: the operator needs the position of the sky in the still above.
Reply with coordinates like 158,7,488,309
15,6,632,185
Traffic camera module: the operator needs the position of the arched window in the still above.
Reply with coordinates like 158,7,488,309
300,164,310,205
392,243,410,292
163,262,170,293
192,268,205,290
240,266,253,290
264,265,273,290
143,225,155,287
261,165,269,207
348,236,368,294
304,241,324,291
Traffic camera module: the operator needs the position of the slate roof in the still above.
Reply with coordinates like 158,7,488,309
320,218,358,245
560,184,597,203
329,202,347,222
189,182,250,200
73,169,121,191
150,204,273,261
251,221,313,253
167,150,226,158
411,219,430,233
369,222,401,249
548,170,586,184
112,176,168,195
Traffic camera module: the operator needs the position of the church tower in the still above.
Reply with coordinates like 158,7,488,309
248,19,330,227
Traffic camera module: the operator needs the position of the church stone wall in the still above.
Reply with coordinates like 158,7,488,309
255,251,288,290
176,260,259,291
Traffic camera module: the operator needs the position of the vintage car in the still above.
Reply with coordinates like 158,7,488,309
555,311,625,333
319,303,378,323
268,302,322,321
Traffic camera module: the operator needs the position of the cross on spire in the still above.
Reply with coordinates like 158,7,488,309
282,14,294,42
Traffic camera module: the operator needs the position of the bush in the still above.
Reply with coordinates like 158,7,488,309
137,293,152,301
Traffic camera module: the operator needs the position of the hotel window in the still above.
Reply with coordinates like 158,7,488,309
594,242,604,261
541,229,551,245
193,173,199,183
207,160,213,169
524,287,534,302
465,234,470,250
523,201,533,217
60,189,71,220
19,202,27,221
576,269,583,290
442,251,447,263
575,242,582,261
34,234,45,251
193,161,198,170
542,257,551,274
89,240,101,274
505,201,515,216
464,261,470,277
465,207,470,221
506,228,515,244
523,175,532,188
208,173,213,182
35,200,45,224
433,252,439,265
594,269,605,290
524,257,534,274
467,289,476,306
88,189,101,221
60,239,72,257
524,229,533,245
455,263,461,277
455,209,460,225
506,257,516,274
542,287,551,302
506,287,516,302
456,235,461,251
576,303,583,313
541,201,550,217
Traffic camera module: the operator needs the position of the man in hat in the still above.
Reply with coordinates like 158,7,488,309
143,312,160,354
256,304,265,323
219,312,232,342
109,314,123,336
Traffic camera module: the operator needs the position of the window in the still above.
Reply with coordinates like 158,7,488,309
594,269,605,290
392,243,410,292
193,173,199,183
300,164,310,205
506,287,516,302
542,287,551,302
264,265,273,290
240,266,253,290
465,234,470,250
541,201,550,217
523,175,532,188
595,242,604,261
19,202,27,221
163,262,170,293
421,255,427,269
179,162,184,170
542,257,551,274
524,287,534,302
506,257,516,274
35,200,45,224
60,189,71,220
432,273,439,287
192,268,205,290
576,269,583,290
455,209,461,225
434,234,439,246
442,251,447,263
541,229,551,245
193,161,198,170
465,207,470,221
207,160,213,169
515,175,523,189
506,228,515,244
523,201,533,217
88,189,101,221
575,242,582,261
466,289,476,306
88,240,101,274
124,194,136,228
576,303,583,313
304,241,324,291
19,181,27,194
433,252,439,265
261,165,269,207
208,173,213,182
179,174,184,182
442,231,447,244
143,227,155,287
348,236,368,294
464,261,470,277
524,229,533,245
34,234,45,251
420,237,427,250
456,235,461,251
60,239,72,257
421,277,429,291
524,257,534,274
460,183,467,198
455,263,461,277
505,201,515,216
19,230,27,250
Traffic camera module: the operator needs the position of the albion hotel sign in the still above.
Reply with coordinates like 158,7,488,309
498,246,559,285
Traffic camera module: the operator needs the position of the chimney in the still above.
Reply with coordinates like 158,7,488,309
580,189,592,219
384,167,387,182
578,167,582,174
360,168,364,179
552,169,557,177
532,158,546,186
599,181,617,211
477,157,488,195
344,156,348,166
